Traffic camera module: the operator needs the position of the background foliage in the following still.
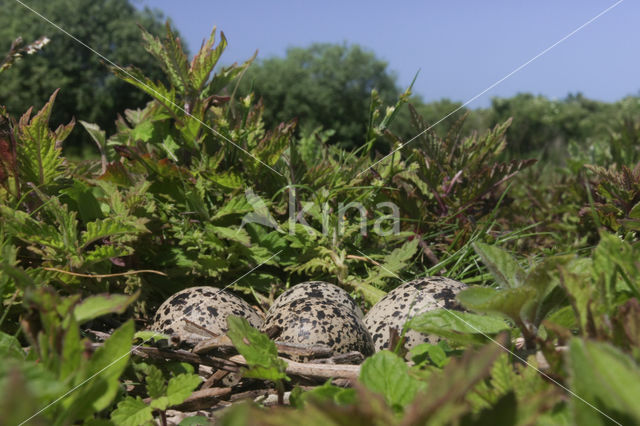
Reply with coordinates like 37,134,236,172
1,5,640,425
0,0,174,149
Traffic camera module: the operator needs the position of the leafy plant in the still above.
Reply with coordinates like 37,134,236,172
111,364,202,426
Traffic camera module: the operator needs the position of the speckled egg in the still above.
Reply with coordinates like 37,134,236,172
151,286,263,341
262,298,374,359
270,281,363,318
364,277,467,352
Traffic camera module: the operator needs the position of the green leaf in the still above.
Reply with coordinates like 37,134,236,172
409,309,511,345
0,332,25,359
60,314,82,381
409,343,448,367
473,242,526,288
130,120,154,142
226,315,288,382
81,218,146,249
111,65,178,115
65,320,135,416
290,381,356,409
140,23,191,94
189,27,227,91
111,396,154,426
15,89,73,187
208,225,251,246
178,416,210,426
59,179,103,223
166,373,202,406
457,286,537,324
365,239,419,286
568,338,640,425
359,350,420,411
73,292,138,324
145,365,166,400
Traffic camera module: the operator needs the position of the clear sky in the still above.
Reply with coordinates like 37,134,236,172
134,1,638,108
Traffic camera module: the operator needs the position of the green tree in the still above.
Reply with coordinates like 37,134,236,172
0,0,176,150
239,43,399,151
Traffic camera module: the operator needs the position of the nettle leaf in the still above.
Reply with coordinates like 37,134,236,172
457,286,537,324
166,373,202,406
81,218,146,250
473,242,525,289
568,338,640,425
73,292,138,324
83,244,133,265
360,350,421,411
409,309,510,345
0,205,64,250
211,194,255,221
189,27,227,91
111,396,154,426
145,365,166,400
111,65,178,116
226,315,288,382
208,224,251,246
141,23,191,94
15,89,73,187
365,238,419,287
409,343,449,367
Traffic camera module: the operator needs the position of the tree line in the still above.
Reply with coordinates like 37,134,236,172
1,0,639,163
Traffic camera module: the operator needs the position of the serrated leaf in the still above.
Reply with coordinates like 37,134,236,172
15,89,73,186
111,65,178,115
568,338,640,425
360,350,420,412
189,27,227,91
365,239,419,286
409,343,448,367
226,315,288,382
145,365,166,400
457,286,537,323
130,120,154,142
473,242,526,289
409,309,510,345
111,396,154,426
0,205,64,250
211,193,255,221
141,23,191,94
290,381,357,409
81,218,145,249
83,244,133,264
166,373,202,406
73,292,138,324
208,225,251,246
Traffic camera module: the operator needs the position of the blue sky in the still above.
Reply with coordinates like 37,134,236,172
134,1,637,108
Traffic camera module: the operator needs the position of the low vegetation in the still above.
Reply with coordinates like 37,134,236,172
1,20,640,426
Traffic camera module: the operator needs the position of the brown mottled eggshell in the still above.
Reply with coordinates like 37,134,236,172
270,281,363,317
151,286,263,340
363,277,467,352
262,298,374,360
